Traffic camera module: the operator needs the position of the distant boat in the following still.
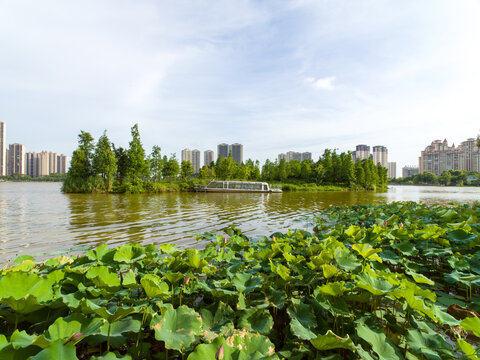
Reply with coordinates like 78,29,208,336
194,179,282,193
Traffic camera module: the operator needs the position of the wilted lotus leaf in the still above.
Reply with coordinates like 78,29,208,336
151,305,202,351
225,329,275,358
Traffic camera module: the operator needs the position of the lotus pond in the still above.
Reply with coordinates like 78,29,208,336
1,201,480,359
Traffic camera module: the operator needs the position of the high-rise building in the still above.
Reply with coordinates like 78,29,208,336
301,152,312,161
353,145,370,162
26,152,38,177
204,150,214,167
57,154,68,174
49,152,57,174
372,146,388,168
181,149,192,163
192,149,201,173
38,151,50,177
278,151,312,162
387,162,396,179
0,121,5,176
278,153,286,163
402,166,419,178
217,143,230,159
7,143,25,175
230,143,243,164
419,138,480,175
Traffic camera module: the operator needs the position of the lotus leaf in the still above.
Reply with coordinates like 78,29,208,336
316,281,346,297
406,329,453,360
232,272,263,293
333,248,361,271
287,302,317,340
269,261,291,281
122,269,137,288
356,318,403,360
90,353,133,360
187,336,237,360
457,339,480,360
322,264,339,279
113,244,146,264
0,272,55,313
356,273,394,295
45,314,104,341
352,243,382,262
224,330,276,359
86,266,121,288
310,330,354,351
461,317,480,337
9,330,37,349
140,274,170,298
151,305,202,351
29,339,78,360
238,308,273,335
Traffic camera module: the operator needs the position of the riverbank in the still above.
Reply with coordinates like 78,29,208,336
0,202,478,359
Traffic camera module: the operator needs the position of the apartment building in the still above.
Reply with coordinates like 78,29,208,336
192,149,201,173
0,121,5,176
204,150,214,167
7,143,25,175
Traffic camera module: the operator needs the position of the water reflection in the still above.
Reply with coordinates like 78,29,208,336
1,182,480,263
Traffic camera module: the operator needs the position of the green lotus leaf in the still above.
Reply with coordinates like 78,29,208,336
406,329,453,360
457,339,480,360
232,272,263,293
87,317,142,347
461,317,480,337
391,240,417,256
310,330,354,351
405,270,434,285
85,244,116,263
379,250,401,265
13,254,35,264
287,302,316,340
186,249,209,270
90,353,133,360
159,244,177,254
352,243,382,262
334,248,361,272
151,305,202,351
29,339,78,360
10,330,37,349
45,313,104,341
94,306,137,324
8,259,35,272
45,255,74,267
356,318,403,360
356,273,394,296
316,281,346,297
86,266,121,288
0,272,55,313
238,308,274,335
113,244,146,264
0,344,41,359
322,264,339,279
164,271,183,284
47,269,66,283
200,301,235,339
140,274,170,298
122,269,137,288
187,336,237,360
0,335,7,351
447,229,478,244
270,261,292,281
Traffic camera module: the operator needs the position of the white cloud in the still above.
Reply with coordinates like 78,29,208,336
305,76,336,90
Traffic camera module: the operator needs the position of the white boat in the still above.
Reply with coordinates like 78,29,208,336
195,180,282,193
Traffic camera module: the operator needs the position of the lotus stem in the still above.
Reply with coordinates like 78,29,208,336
107,322,111,352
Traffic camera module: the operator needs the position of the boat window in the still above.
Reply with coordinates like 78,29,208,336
263,185,268,190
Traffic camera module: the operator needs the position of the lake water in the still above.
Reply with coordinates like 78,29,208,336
0,182,479,263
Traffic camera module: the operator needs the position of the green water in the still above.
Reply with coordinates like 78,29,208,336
1,182,479,262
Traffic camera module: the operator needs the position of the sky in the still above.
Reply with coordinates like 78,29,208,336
1,0,480,171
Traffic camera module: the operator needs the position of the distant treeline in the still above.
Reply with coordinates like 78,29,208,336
0,173,66,182
62,124,388,193
389,169,480,186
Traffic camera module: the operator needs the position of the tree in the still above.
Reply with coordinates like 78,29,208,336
67,131,95,179
163,154,180,182
150,145,163,182
127,124,150,183
216,156,235,180
93,130,117,190
180,161,194,179
114,146,128,184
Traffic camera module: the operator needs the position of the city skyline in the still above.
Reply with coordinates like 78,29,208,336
1,2,479,171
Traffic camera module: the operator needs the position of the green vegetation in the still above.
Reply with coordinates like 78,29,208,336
391,170,480,186
62,125,387,193
1,202,480,359
0,173,67,182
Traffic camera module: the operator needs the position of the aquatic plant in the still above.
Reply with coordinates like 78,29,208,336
0,202,479,358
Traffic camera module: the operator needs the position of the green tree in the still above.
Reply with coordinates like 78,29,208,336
180,160,194,179
113,146,128,184
439,171,452,186
163,154,180,182
127,124,150,183
216,156,235,180
150,145,163,182
93,130,117,191
278,158,288,182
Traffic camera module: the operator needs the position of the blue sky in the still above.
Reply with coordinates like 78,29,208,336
1,0,479,171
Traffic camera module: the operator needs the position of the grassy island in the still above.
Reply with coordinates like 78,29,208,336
61,125,388,194
1,202,479,359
